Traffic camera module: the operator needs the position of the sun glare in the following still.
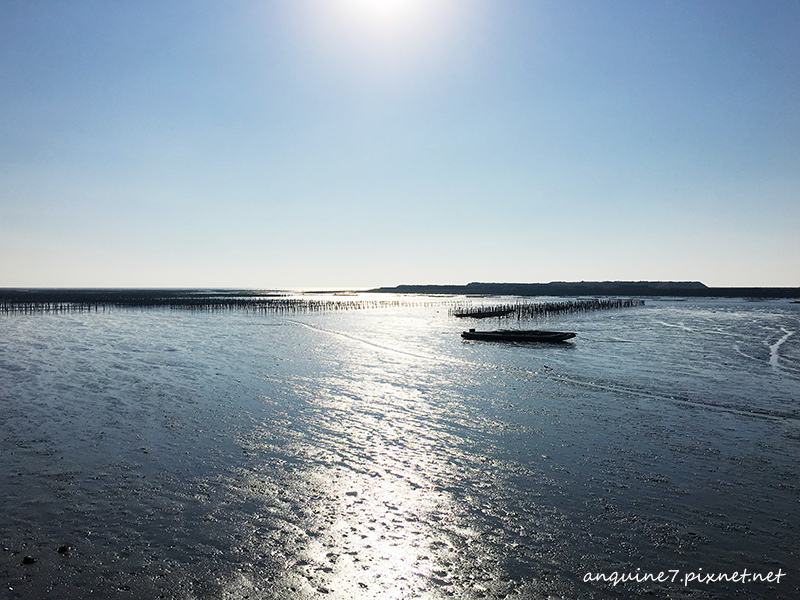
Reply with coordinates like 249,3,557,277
335,0,445,48
343,0,428,27
291,0,465,84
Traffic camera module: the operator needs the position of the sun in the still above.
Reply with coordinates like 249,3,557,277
338,0,431,36
290,0,466,86
346,0,426,18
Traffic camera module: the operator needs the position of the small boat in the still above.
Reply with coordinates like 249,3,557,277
461,328,576,343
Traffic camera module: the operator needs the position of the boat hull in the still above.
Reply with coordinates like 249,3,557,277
461,329,576,343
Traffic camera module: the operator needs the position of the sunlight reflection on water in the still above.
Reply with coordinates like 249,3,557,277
249,324,493,598
1,299,799,599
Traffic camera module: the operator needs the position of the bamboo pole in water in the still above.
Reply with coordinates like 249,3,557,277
449,298,644,319
1,290,642,316
0,290,429,314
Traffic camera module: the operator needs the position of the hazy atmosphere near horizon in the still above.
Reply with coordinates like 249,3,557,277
1,0,799,289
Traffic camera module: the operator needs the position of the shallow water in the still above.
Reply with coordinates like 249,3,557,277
1,297,798,599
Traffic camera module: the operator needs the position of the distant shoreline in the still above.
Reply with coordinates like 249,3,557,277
1,281,799,304
368,281,800,298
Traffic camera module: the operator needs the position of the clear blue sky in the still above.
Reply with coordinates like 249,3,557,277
2,0,798,288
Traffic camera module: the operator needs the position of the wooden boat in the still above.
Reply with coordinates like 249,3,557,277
461,328,576,343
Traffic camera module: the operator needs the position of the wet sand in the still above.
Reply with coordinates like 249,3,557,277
1,300,798,599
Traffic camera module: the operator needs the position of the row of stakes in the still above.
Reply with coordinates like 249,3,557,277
1,291,643,317
450,297,644,319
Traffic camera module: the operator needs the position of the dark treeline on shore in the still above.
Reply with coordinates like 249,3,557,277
371,281,800,298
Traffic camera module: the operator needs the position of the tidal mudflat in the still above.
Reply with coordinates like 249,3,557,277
1,296,798,599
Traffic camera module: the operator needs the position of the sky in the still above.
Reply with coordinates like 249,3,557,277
1,0,798,289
